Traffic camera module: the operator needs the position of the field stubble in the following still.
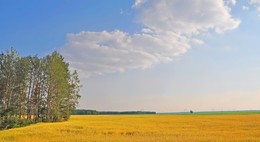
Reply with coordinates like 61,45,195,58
0,114,260,142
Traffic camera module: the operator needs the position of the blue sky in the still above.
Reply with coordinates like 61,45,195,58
1,0,260,112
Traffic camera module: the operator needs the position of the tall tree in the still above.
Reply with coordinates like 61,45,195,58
0,48,20,128
0,48,81,129
15,57,30,119
68,70,81,116
45,51,73,121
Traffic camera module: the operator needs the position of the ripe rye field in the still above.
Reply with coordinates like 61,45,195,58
0,113,260,142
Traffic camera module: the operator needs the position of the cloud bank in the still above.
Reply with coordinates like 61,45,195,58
61,0,240,77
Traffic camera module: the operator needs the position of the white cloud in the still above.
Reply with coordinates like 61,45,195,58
226,0,236,5
61,30,189,77
132,0,148,8
250,0,260,11
242,6,250,11
136,0,240,34
231,0,236,5
191,38,204,46
251,0,260,4
61,0,240,77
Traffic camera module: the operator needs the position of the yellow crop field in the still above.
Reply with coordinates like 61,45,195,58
0,114,260,142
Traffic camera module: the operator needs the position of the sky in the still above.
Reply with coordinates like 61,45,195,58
1,0,260,112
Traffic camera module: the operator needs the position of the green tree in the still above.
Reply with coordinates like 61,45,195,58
0,48,81,129
45,51,72,121
0,48,20,128
69,71,81,112
15,57,30,119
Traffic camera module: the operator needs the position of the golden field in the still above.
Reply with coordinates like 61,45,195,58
0,114,260,142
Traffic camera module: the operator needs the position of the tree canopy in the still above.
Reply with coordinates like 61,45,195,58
0,48,81,129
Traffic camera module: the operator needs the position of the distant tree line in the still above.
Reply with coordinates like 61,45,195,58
71,109,156,115
0,48,81,130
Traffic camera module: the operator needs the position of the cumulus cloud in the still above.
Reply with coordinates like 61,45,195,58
60,0,240,77
61,30,189,77
136,0,240,34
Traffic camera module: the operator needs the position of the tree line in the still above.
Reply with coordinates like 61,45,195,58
0,48,81,129
71,109,156,115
